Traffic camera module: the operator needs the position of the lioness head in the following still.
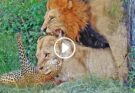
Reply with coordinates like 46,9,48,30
36,35,62,75
41,0,89,40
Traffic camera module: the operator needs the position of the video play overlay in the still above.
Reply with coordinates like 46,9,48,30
54,37,76,59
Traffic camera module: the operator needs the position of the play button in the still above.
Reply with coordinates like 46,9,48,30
62,43,69,53
54,37,76,59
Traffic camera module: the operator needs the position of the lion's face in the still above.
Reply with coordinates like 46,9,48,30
36,36,62,75
41,9,66,37
41,0,89,40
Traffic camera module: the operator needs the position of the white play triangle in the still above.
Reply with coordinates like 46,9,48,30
62,43,69,53
54,37,76,59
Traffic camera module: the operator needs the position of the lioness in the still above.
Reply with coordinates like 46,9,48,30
36,35,128,82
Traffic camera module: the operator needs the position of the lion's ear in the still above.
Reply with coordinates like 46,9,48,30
60,0,73,9
47,0,72,10
67,0,73,9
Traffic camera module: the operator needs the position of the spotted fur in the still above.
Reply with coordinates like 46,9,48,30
0,33,62,87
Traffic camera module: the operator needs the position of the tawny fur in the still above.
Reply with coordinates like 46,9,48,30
89,0,128,80
36,36,128,82
41,0,128,80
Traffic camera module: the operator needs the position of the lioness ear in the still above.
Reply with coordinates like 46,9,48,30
37,36,44,49
37,36,44,42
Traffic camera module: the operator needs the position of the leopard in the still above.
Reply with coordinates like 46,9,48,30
0,33,62,87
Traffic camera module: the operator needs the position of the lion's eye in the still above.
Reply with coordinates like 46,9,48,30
44,53,50,58
49,16,55,20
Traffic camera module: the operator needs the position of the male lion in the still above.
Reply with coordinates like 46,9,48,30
41,0,109,48
41,0,128,79
36,35,128,82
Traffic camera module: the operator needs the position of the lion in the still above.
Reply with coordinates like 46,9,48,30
41,0,109,48
41,0,128,79
36,35,128,82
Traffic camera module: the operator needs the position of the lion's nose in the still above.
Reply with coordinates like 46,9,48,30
41,26,47,32
41,22,47,32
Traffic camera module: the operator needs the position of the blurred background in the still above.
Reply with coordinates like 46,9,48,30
0,0,46,74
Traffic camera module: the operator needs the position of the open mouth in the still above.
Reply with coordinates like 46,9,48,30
45,28,64,37
52,28,65,37
44,59,63,75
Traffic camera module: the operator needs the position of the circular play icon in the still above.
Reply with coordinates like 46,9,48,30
54,37,76,59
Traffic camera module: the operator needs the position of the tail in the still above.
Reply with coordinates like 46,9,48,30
16,33,35,75
16,33,28,66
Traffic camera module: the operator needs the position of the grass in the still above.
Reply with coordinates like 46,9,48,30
0,0,46,65
0,32,19,74
0,76,132,93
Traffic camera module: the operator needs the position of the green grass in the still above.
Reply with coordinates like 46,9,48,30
0,32,19,74
0,76,132,93
0,0,46,66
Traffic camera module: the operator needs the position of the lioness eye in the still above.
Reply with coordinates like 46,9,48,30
44,53,50,58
